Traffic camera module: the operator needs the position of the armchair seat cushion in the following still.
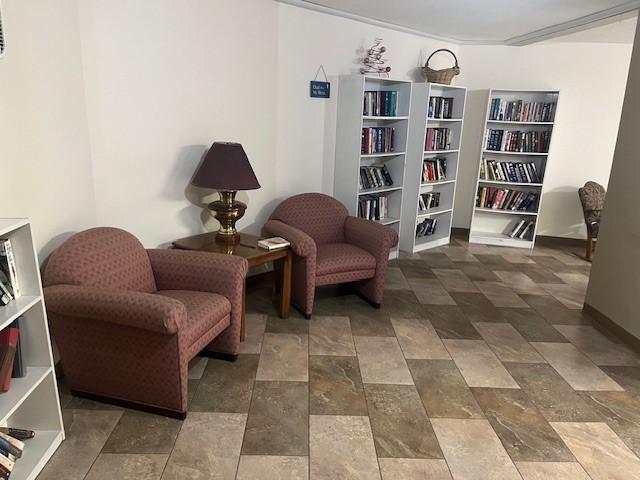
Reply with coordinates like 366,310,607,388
316,243,376,277
157,290,231,348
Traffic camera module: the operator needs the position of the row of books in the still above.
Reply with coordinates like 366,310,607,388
358,194,389,221
0,427,36,479
480,159,541,184
425,128,452,151
485,129,550,153
422,157,447,183
0,320,25,394
363,90,399,117
476,187,538,212
419,192,440,211
361,127,396,155
0,239,20,307
508,219,536,240
416,218,437,237
489,98,556,123
359,165,393,191
428,96,454,119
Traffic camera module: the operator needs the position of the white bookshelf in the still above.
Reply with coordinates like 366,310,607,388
333,75,413,259
469,89,559,248
0,219,64,480
400,83,467,253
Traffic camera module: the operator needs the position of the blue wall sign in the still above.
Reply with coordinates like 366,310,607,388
310,80,330,98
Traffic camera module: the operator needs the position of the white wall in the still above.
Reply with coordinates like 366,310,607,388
276,3,459,199
586,24,640,340
76,0,279,247
455,41,632,238
0,0,95,257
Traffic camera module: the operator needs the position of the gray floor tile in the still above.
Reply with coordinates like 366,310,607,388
473,322,545,363
354,336,414,385
309,315,356,356
391,317,450,360
256,333,308,381
378,458,452,479
102,410,182,454
236,455,308,480
553,324,640,366
443,339,519,388
309,355,367,415
239,314,267,353
516,461,590,479
85,453,167,480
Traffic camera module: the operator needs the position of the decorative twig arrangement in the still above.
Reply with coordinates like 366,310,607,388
360,38,391,76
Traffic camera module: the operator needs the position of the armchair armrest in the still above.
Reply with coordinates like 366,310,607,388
147,249,248,299
263,220,316,258
44,285,186,334
344,216,399,258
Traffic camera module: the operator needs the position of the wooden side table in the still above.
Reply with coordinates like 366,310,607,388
172,232,292,339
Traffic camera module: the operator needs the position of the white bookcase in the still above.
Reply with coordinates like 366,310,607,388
0,219,64,480
333,75,413,259
469,89,559,248
400,83,467,253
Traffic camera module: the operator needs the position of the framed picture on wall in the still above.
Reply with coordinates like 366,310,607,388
0,0,5,58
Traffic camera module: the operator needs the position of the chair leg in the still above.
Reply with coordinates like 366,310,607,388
586,233,593,261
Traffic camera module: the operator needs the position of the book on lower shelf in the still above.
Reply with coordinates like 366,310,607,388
0,239,20,302
428,96,454,119
484,129,550,153
422,157,447,183
358,194,388,221
489,98,556,123
359,165,393,190
416,218,437,237
425,128,452,151
363,90,398,117
508,219,536,240
361,127,396,154
480,158,541,183
476,186,538,212
0,428,36,478
418,192,440,211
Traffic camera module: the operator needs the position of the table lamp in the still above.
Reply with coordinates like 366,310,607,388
191,142,261,244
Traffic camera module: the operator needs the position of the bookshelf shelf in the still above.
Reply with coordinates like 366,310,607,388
488,120,554,125
358,186,403,196
424,149,459,155
479,179,543,187
360,152,406,158
475,208,539,216
0,295,40,332
400,83,467,253
470,89,559,248
332,75,413,259
0,219,64,480
363,116,409,121
482,150,548,156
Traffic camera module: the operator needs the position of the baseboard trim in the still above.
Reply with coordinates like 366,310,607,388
583,303,640,354
451,227,469,236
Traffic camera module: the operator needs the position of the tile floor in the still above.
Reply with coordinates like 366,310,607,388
40,235,640,480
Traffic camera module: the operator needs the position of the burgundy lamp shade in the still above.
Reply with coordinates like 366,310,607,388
191,142,261,191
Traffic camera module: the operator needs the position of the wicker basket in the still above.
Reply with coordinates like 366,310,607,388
422,49,460,85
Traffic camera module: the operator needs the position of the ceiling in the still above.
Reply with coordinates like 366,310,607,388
279,0,640,45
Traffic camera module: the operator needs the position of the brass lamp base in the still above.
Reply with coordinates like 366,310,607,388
208,191,246,244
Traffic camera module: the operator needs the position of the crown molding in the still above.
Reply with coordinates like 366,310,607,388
276,0,639,46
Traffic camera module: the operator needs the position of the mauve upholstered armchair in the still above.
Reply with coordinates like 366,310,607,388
43,227,247,418
264,193,398,318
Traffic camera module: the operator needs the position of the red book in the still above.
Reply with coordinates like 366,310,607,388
0,327,19,392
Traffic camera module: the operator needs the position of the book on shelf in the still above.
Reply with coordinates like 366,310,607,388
11,319,25,379
257,237,290,250
422,157,447,183
361,127,395,154
358,194,388,221
480,158,541,183
476,187,538,212
363,90,398,117
489,98,556,123
425,128,452,151
0,239,20,300
416,218,437,237
0,428,35,442
508,219,536,240
484,129,550,153
0,324,19,392
0,429,26,479
359,165,393,190
418,192,441,211
428,96,454,119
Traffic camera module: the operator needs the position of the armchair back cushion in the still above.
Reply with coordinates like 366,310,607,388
43,227,157,293
578,181,606,230
269,193,348,245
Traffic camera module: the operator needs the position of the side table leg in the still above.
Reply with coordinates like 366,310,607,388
279,251,292,319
